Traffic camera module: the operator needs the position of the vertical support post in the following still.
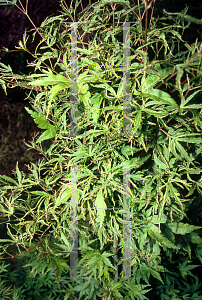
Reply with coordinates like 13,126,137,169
70,22,78,279
123,22,131,136
123,164,131,278
122,22,132,279
70,165,78,279
70,22,78,137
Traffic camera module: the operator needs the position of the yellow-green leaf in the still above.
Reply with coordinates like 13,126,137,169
95,189,107,228
30,73,70,87
141,89,178,108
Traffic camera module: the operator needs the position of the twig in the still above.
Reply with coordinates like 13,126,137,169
0,232,52,260
52,268,79,299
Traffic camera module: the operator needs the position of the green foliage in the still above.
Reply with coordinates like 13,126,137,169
0,0,17,5
0,0,202,299
25,107,57,143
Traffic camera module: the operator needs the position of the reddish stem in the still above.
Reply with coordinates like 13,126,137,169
0,232,52,260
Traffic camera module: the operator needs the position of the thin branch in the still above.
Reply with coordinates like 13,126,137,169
52,268,79,300
0,232,52,260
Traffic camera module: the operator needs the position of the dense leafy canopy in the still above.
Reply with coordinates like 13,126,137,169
0,0,202,299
